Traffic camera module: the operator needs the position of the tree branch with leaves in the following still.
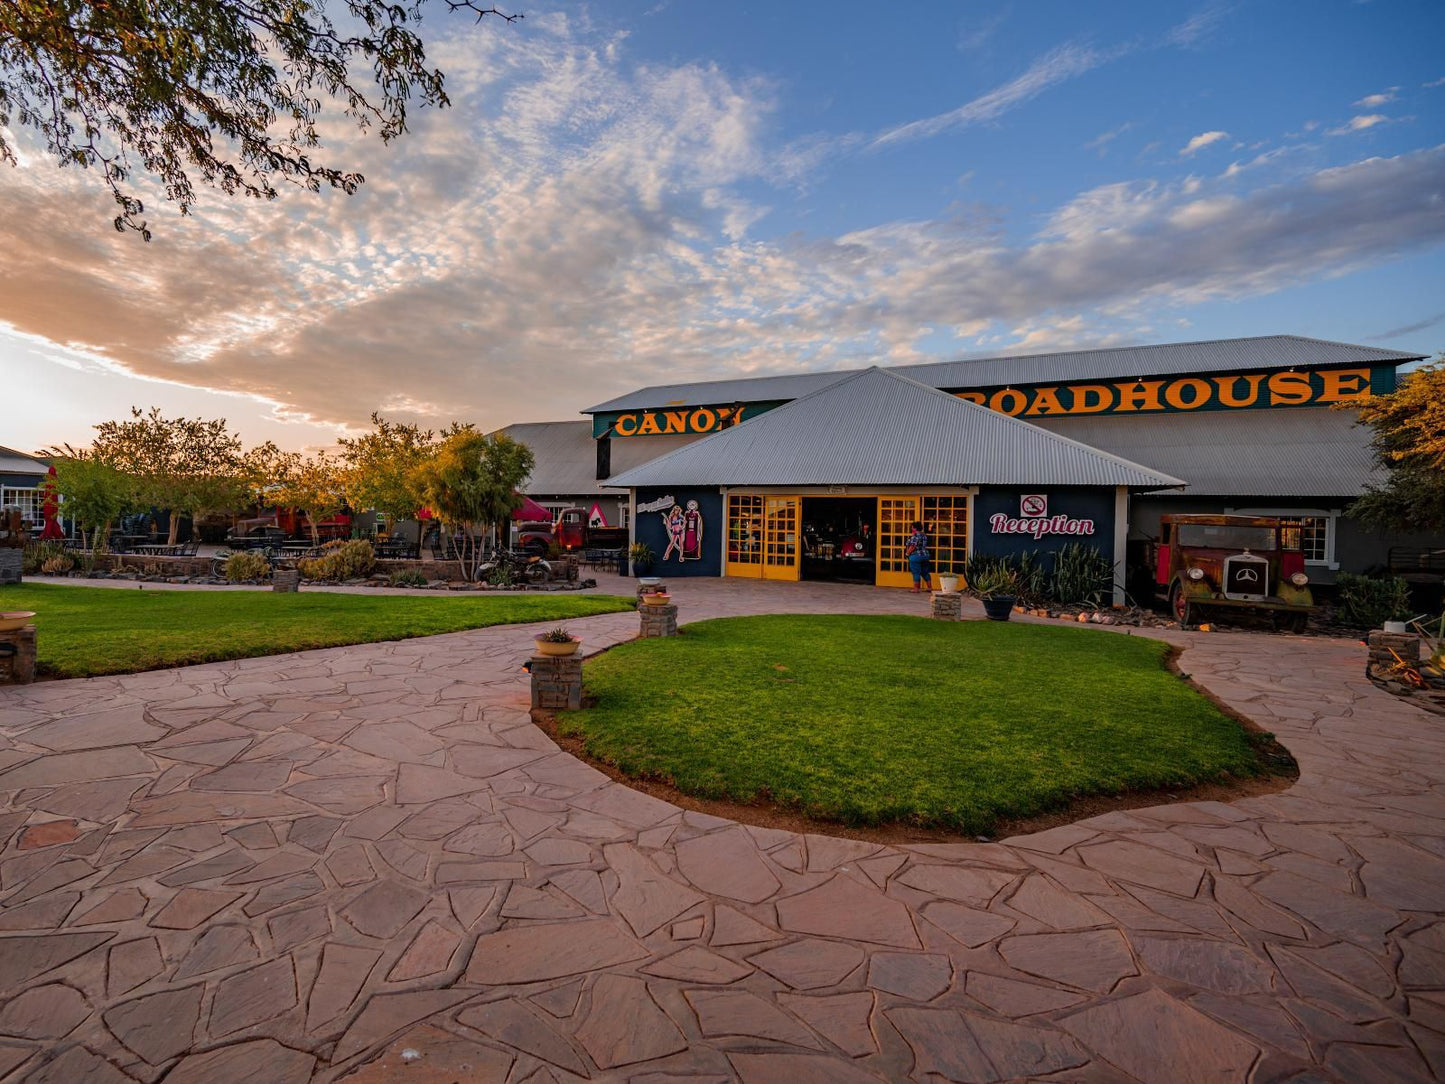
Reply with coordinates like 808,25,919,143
0,0,519,237
1345,356,1445,533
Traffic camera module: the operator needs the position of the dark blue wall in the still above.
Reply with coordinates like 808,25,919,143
633,488,723,577
973,487,1117,568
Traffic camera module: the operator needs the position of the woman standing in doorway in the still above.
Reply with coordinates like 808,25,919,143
905,520,930,592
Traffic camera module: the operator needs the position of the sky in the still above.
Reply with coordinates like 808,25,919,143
2,0,1443,453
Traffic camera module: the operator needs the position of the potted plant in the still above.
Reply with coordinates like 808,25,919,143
640,590,671,606
937,572,960,594
970,567,1018,621
629,542,655,576
534,626,582,657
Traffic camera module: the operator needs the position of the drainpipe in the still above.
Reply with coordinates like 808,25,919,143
1113,486,1128,607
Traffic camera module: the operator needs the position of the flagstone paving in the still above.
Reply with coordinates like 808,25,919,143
0,574,1442,1082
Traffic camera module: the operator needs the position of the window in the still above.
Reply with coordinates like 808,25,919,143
1229,507,1338,568
726,494,764,568
1,487,42,526
922,495,968,574
619,505,630,530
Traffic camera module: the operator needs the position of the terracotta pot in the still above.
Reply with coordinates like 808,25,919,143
640,593,672,606
533,638,581,657
0,611,36,632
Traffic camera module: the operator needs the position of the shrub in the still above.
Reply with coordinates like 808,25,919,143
225,552,271,582
1335,572,1412,628
967,566,1017,599
487,563,515,588
23,540,68,574
388,569,429,588
1050,543,1115,606
40,553,75,575
629,542,654,565
539,626,576,643
298,539,375,581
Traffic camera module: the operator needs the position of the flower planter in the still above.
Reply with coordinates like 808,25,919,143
533,638,581,657
0,611,36,632
640,593,672,606
981,596,1016,621
937,574,959,594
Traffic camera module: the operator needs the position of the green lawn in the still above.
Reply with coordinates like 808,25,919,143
0,583,636,679
563,614,1279,833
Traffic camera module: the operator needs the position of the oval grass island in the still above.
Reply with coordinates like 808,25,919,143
557,614,1296,837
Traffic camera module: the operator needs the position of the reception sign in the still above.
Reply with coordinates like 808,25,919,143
951,365,1392,419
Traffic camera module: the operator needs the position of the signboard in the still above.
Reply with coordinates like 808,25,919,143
593,402,782,439
991,493,1096,539
952,365,1389,419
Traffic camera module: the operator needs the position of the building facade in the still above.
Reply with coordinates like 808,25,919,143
510,336,1433,594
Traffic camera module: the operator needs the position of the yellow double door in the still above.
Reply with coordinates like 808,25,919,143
726,495,922,587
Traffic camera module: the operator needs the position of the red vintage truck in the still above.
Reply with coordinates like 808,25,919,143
517,507,628,555
1152,514,1314,630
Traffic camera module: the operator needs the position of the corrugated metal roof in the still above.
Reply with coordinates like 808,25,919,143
607,368,1184,490
0,445,48,478
1031,407,1379,497
582,335,1423,414
500,422,707,497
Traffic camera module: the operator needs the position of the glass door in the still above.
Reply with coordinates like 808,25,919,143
762,496,800,581
725,494,764,579
876,496,920,588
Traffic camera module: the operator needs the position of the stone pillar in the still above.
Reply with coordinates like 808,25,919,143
636,580,667,601
1367,630,1420,668
640,603,678,638
530,655,582,711
0,549,21,584
273,569,300,593
0,626,37,685
931,592,962,621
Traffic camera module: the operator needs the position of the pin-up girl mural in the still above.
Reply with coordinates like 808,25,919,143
660,500,705,562
661,504,686,561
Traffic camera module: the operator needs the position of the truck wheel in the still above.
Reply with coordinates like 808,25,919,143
1170,583,1192,626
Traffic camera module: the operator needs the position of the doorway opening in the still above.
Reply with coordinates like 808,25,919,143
800,497,877,584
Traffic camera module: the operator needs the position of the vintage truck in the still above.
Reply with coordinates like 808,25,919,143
1153,514,1314,630
516,507,629,556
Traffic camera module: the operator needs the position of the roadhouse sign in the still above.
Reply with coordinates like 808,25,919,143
953,366,1382,418
990,494,1097,539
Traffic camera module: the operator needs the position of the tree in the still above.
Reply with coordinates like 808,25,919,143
1347,358,1445,533
337,414,437,528
91,408,248,544
269,449,346,544
409,429,533,578
47,446,135,550
0,1,518,238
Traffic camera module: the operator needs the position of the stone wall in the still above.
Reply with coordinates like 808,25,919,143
0,549,21,584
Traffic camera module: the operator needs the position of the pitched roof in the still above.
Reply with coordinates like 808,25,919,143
606,368,1184,491
0,445,49,478
1031,406,1379,497
499,421,702,497
583,335,1424,414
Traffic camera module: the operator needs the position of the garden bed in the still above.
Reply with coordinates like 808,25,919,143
555,614,1296,836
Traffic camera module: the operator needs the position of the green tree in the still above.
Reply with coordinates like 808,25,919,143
269,449,345,544
337,414,437,526
47,446,135,550
91,408,248,544
1347,358,1445,533
0,1,518,238
409,429,533,578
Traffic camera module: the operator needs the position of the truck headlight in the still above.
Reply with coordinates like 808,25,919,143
1290,571,1309,587
1186,566,1205,581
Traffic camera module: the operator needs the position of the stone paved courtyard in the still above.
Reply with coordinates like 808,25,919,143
0,575,1442,1082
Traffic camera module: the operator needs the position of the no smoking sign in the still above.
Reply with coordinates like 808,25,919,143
1020,494,1048,518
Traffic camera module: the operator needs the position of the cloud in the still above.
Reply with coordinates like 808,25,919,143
1164,3,1232,47
1367,312,1445,341
871,42,1110,148
1084,122,1133,156
956,8,1009,53
0,17,1443,442
1328,113,1392,135
1424,76,1445,89
1355,88,1398,108
1180,130,1229,156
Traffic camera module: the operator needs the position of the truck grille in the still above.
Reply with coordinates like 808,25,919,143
1223,553,1269,600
